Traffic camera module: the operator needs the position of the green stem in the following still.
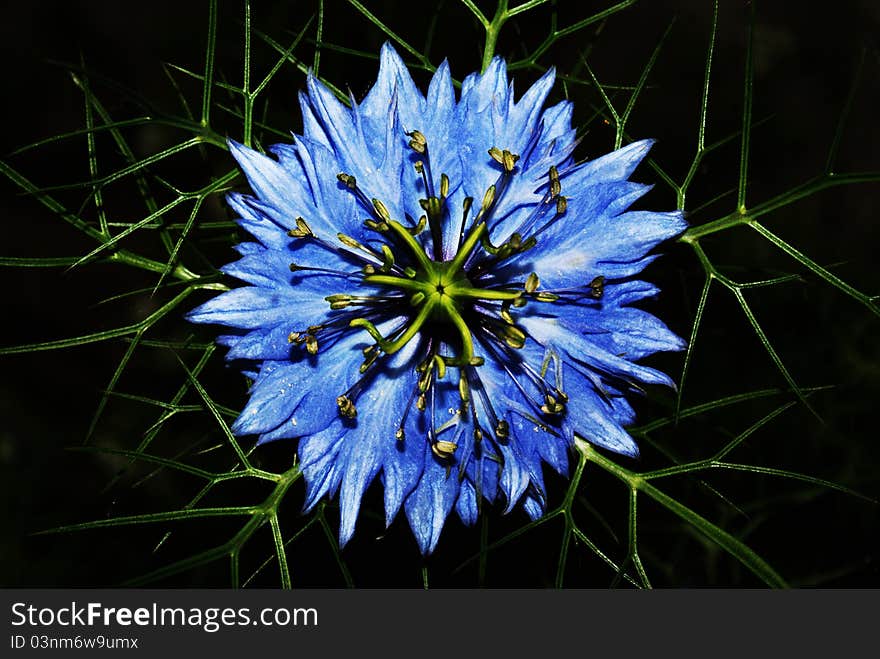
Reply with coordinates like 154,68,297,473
678,211,749,243
482,0,509,73
574,438,788,588
242,0,253,147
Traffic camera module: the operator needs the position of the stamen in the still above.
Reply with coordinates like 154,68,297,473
482,147,520,231
500,325,526,349
359,349,379,373
456,197,475,251
406,130,427,154
431,440,458,459
440,173,449,198
500,302,515,325
525,273,540,294
326,294,352,310
407,130,443,258
540,393,565,416
419,196,444,261
288,262,359,280
457,370,471,409
287,217,314,238
336,233,364,250
336,172,358,189
477,185,496,220
336,394,357,419
549,165,561,197
336,172,376,212
488,147,520,173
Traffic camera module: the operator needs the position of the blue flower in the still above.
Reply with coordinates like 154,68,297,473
187,43,687,554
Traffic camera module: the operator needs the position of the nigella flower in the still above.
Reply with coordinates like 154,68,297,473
187,44,687,554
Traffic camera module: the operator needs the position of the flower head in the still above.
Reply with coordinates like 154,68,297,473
187,44,687,554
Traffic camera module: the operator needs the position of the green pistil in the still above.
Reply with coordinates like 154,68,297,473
446,221,486,274
352,254,523,364
351,295,438,355
334,142,552,375
386,219,434,273
363,274,430,293
447,286,521,302
346,210,534,363
442,297,476,365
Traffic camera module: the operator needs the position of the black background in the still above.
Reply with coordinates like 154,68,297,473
1,0,878,587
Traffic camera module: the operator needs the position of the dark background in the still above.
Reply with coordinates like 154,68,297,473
1,0,878,587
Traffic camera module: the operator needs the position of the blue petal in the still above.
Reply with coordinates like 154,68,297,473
227,140,329,234
225,193,290,250
522,493,545,521
335,341,423,545
456,480,479,526
224,325,294,362
360,43,425,130
459,56,508,113
559,365,640,457
425,60,455,131
380,416,426,528
232,323,395,438
534,281,686,362
186,286,319,331
566,139,655,185
404,455,460,555
519,314,676,389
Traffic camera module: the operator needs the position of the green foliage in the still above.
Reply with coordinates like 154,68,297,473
2,0,877,587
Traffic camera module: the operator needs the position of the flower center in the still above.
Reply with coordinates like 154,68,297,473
285,131,586,456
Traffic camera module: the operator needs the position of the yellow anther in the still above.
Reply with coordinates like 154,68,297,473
432,441,458,459
336,395,357,418
525,272,540,294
